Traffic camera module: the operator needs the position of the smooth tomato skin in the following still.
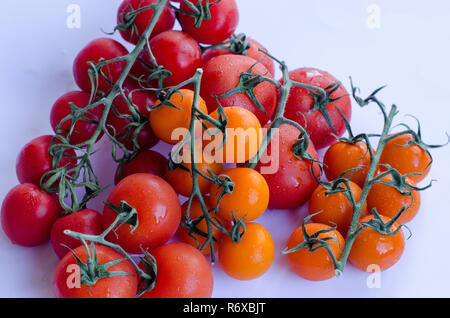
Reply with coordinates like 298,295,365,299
380,134,431,183
102,173,181,254
136,30,201,87
107,88,158,151
281,67,352,149
324,141,372,187
1,183,61,247
205,106,263,164
117,0,175,45
201,38,275,76
178,0,239,45
115,150,168,184
255,124,321,210
50,91,104,145
201,54,277,125
367,175,420,224
218,222,274,280
209,168,269,223
16,135,77,186
178,198,223,255
73,38,129,93
349,215,405,272
139,242,214,298
150,89,208,144
309,181,367,236
286,223,344,281
53,244,138,298
50,209,103,259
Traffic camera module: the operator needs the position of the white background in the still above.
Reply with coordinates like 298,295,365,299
0,0,449,298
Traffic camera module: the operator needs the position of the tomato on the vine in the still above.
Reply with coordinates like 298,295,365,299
16,135,77,187
139,242,214,298
50,91,105,145
53,244,138,298
285,223,344,281
50,209,103,259
208,167,269,223
102,173,181,254
201,54,277,125
115,150,168,184
255,124,321,210
323,140,372,187
348,215,405,272
204,106,263,164
150,89,208,145
73,38,129,94
117,0,175,45
218,222,274,280
281,67,352,149
178,0,239,45
1,183,61,247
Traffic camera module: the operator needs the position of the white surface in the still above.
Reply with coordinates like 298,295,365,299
1,0,450,298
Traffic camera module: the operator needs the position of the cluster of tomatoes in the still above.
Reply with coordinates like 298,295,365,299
0,0,440,298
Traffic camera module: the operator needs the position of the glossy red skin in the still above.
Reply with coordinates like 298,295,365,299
50,91,104,145
202,38,275,77
16,135,77,186
1,183,61,246
117,0,175,45
135,30,201,87
102,173,181,254
114,150,168,184
107,88,158,151
255,124,321,209
50,209,103,259
139,242,213,298
178,0,239,45
281,68,352,149
201,54,277,125
53,244,138,298
73,38,129,93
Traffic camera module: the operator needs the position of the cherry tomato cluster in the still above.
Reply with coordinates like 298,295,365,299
1,0,446,298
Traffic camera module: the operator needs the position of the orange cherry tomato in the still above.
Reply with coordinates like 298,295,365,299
150,89,208,144
323,140,372,187
380,133,431,183
218,222,274,280
178,198,225,255
209,167,269,223
285,223,344,281
349,215,405,272
309,180,367,236
167,144,223,197
204,106,263,163
367,175,420,224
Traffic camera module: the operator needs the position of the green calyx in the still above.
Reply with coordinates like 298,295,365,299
177,0,223,28
104,200,139,233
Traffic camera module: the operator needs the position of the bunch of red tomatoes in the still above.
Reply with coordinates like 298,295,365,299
1,0,443,298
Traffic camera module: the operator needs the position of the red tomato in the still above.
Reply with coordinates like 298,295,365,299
281,67,352,149
255,124,321,209
107,87,158,151
201,54,277,125
50,91,104,145
16,135,77,187
202,38,275,77
102,173,181,254
139,242,213,298
73,38,129,93
178,0,239,45
50,209,103,259
117,0,175,45
115,150,168,184
134,30,201,87
53,244,138,298
1,183,61,246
